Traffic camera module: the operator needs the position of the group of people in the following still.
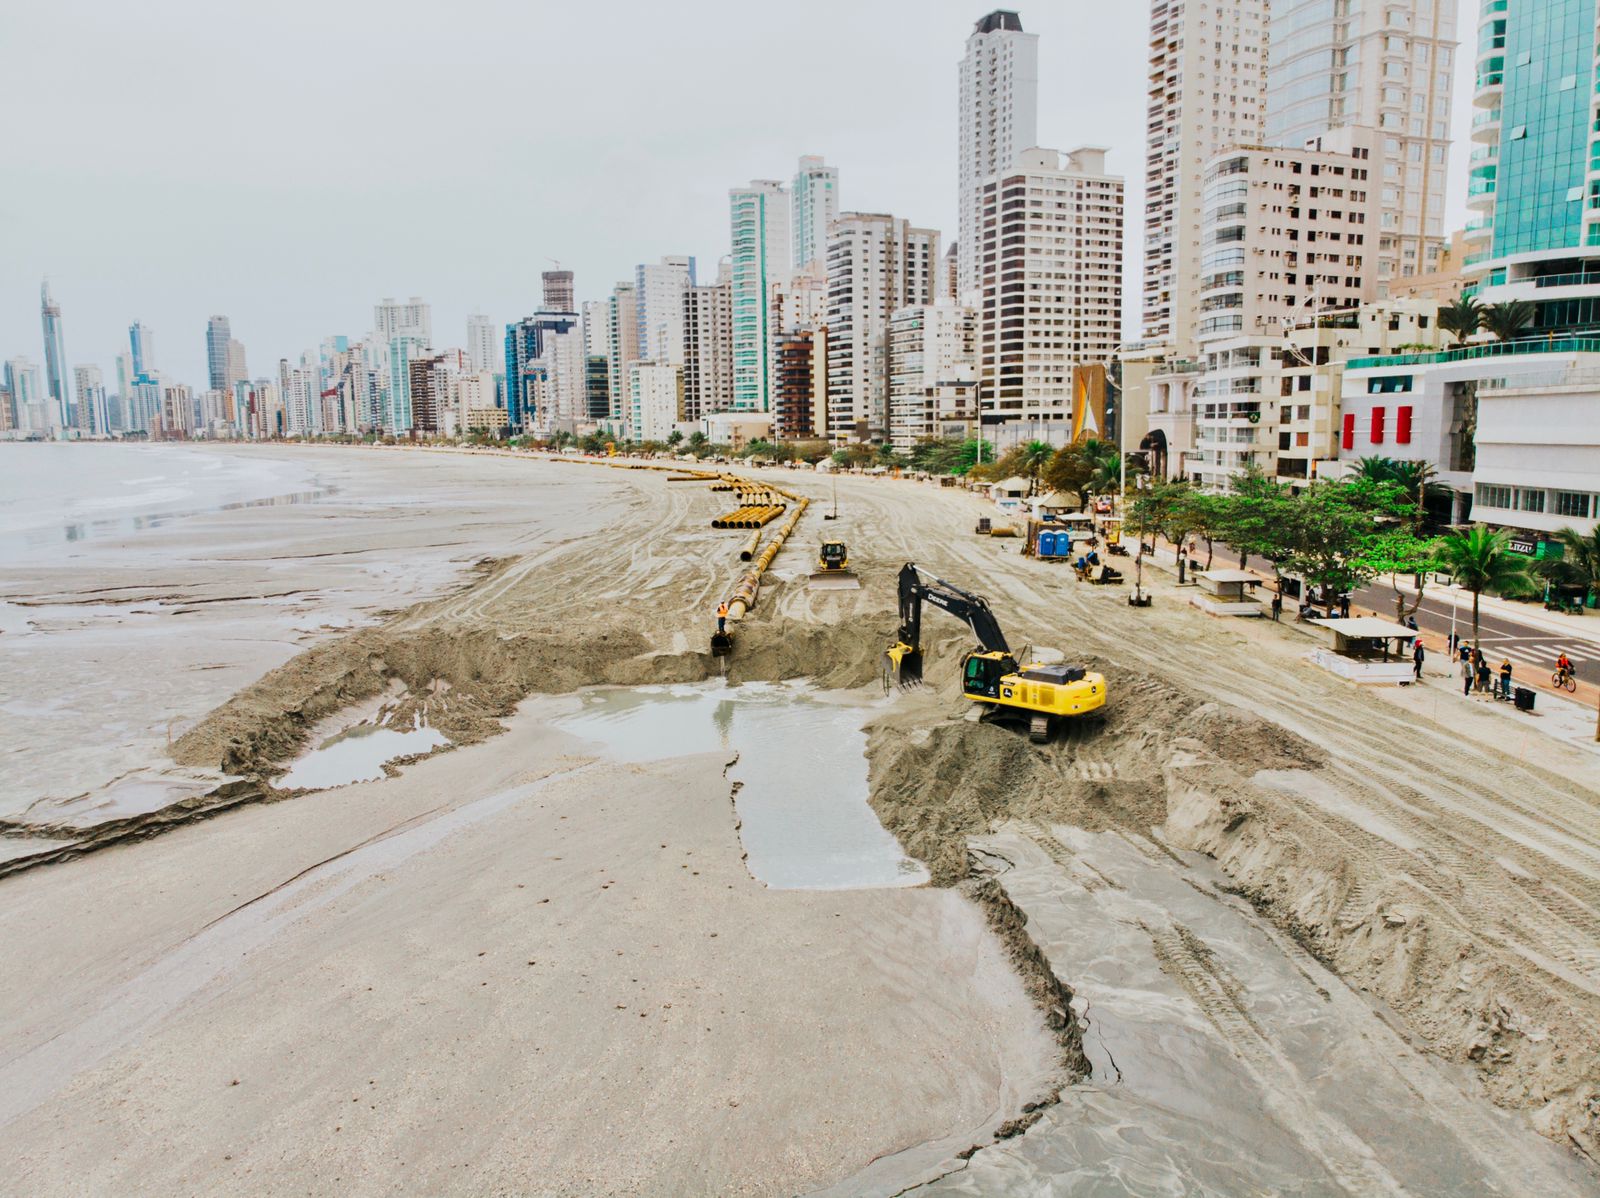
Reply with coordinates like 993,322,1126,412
1454,639,1514,700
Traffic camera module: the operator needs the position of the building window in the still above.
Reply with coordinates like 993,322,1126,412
1554,491,1592,518
1477,483,1512,510
1367,374,1412,393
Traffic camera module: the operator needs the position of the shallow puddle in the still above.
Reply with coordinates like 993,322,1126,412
553,682,927,890
277,719,448,791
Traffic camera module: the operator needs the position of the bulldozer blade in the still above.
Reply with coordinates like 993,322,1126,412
807,571,861,591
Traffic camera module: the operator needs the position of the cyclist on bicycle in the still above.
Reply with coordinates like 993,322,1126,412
1556,652,1575,686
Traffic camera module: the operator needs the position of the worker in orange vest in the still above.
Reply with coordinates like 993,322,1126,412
717,601,729,634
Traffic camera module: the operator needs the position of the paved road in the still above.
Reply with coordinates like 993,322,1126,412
1354,584,1600,689
1159,540,1598,692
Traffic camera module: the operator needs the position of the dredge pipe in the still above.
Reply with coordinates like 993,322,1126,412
740,530,762,562
726,496,809,622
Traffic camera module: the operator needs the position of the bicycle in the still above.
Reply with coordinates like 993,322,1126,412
1553,667,1578,693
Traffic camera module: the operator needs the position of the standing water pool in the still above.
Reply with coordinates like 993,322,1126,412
552,682,927,890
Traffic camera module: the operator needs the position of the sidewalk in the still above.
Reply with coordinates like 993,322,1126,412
1138,541,1600,754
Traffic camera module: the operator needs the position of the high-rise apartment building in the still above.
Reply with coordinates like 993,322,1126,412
505,312,580,431
206,316,233,393
1186,131,1380,489
73,365,107,436
1267,0,1456,288
582,301,613,419
682,281,734,422
824,213,940,442
4,358,46,432
636,256,696,364
957,11,1039,299
40,281,68,427
729,180,791,411
887,303,978,453
466,313,498,375
228,340,248,391
628,363,683,442
129,322,156,377
374,297,432,345
542,270,576,313
774,329,826,441
607,282,640,424
791,156,839,274
1142,0,1269,350
977,147,1124,435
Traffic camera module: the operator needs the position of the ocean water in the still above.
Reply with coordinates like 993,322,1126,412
0,443,321,563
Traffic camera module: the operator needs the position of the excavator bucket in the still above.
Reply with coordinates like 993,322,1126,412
885,642,923,688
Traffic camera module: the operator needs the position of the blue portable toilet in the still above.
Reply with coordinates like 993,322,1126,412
1039,530,1057,558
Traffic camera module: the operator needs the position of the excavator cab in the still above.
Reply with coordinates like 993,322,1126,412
961,651,1017,700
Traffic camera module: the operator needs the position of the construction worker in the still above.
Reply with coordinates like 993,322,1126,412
716,600,729,634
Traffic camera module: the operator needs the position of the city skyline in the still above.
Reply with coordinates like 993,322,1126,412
2,1,1478,391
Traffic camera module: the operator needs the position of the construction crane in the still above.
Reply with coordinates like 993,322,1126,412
885,563,1105,742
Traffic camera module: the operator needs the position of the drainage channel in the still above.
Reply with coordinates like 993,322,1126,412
551,681,928,890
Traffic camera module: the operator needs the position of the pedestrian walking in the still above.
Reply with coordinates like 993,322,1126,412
1271,591,1283,622
716,600,729,634
1448,631,1459,656
1475,658,1491,695
1412,638,1425,681
1339,594,1352,619
1458,643,1471,678
1463,661,1473,696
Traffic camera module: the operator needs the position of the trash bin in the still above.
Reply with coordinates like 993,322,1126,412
1514,686,1536,712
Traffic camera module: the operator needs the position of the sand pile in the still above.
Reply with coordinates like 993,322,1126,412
862,643,1599,1159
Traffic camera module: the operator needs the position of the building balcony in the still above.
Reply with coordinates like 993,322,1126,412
1346,337,1600,370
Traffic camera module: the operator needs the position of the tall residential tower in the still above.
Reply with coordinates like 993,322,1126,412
40,281,68,427
729,180,790,411
1141,0,1269,351
791,156,839,274
957,11,1038,299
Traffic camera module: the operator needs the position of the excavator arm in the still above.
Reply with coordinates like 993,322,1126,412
888,563,1010,684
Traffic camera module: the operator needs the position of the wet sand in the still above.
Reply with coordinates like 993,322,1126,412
0,709,1055,1195
0,444,624,827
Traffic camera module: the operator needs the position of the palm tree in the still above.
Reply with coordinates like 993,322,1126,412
1018,439,1055,495
1437,295,1484,346
1551,525,1600,606
1388,460,1448,533
1436,526,1534,651
1480,300,1535,343
1352,455,1399,484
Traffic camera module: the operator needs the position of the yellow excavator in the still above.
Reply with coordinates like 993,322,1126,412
885,563,1105,742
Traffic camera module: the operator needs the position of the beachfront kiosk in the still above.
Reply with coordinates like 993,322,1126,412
1190,570,1264,617
1308,617,1417,685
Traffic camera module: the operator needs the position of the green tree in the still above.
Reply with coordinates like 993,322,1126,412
1480,300,1535,343
1435,526,1535,651
1280,483,1382,605
1548,525,1600,605
667,429,684,446
1354,529,1441,623
1352,455,1399,484
1017,440,1055,494
1437,295,1484,346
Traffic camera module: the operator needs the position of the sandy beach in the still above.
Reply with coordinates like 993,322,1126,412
3,444,1599,1194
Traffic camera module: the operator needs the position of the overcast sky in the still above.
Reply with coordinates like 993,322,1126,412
2,0,1474,390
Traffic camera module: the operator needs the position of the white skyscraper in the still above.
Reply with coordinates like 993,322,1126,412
977,147,1124,435
1266,0,1457,289
729,180,791,411
1142,0,1269,350
466,313,498,375
957,10,1039,299
374,298,431,432
824,213,941,442
635,256,697,365
791,156,839,274
73,364,108,436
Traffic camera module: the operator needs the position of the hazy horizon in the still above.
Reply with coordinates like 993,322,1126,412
3,0,1474,391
